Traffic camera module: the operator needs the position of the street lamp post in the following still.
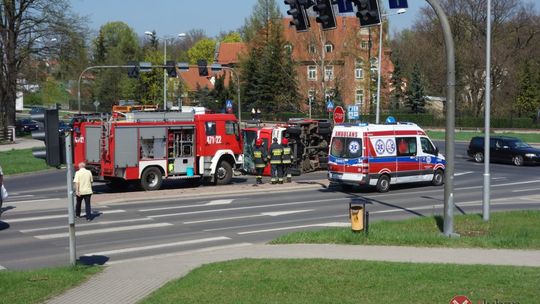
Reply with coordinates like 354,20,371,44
144,31,186,109
376,9,406,124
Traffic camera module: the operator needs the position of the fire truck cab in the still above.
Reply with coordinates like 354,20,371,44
73,111,243,190
328,122,445,192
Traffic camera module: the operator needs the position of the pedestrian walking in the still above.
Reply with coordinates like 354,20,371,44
253,138,267,185
268,137,284,184
73,162,94,221
256,108,261,121
281,138,294,183
0,164,4,215
251,108,256,120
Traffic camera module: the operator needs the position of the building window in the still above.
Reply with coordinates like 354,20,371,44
308,44,317,54
284,43,293,54
307,66,317,81
361,40,369,49
355,89,364,105
324,65,334,81
324,42,334,53
355,59,364,79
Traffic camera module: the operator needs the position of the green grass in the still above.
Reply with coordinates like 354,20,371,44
426,130,540,143
271,211,540,249
140,259,540,304
0,148,51,175
0,265,101,304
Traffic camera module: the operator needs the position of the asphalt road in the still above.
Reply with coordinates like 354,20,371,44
1,141,539,270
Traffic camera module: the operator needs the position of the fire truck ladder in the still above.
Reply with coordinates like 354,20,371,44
100,118,110,160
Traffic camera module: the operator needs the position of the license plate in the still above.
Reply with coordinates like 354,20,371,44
331,173,342,179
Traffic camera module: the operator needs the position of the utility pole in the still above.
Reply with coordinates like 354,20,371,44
483,0,492,221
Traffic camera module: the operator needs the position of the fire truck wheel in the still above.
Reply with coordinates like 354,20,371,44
376,175,390,193
318,121,332,129
286,127,301,135
432,169,444,186
317,127,331,135
140,167,163,191
215,161,233,185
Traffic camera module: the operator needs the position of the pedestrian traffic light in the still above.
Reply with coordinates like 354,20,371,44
31,109,63,167
127,61,139,78
197,60,209,77
284,0,310,32
351,0,381,27
166,60,177,77
313,0,337,30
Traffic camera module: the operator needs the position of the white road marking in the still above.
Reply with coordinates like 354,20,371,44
6,198,60,205
139,203,208,212
238,222,349,235
205,199,234,206
149,198,344,219
511,189,539,193
8,195,34,199
5,209,126,223
33,223,172,240
84,236,231,256
0,265,5,271
20,218,153,233
454,171,473,176
183,210,313,224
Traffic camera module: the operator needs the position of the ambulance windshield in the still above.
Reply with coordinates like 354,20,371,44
330,137,362,159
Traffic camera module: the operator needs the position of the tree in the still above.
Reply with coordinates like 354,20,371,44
220,32,242,43
515,60,540,117
390,54,405,111
405,64,426,114
187,38,216,64
0,0,86,132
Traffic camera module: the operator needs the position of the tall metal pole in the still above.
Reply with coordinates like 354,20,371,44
425,0,457,237
163,39,167,109
483,0,492,221
375,22,383,124
65,132,77,265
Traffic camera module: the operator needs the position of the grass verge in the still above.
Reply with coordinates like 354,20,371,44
271,210,540,249
0,265,101,304
426,130,540,143
0,148,51,175
141,259,540,304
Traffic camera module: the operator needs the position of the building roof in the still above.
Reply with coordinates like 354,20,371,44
216,42,247,65
179,68,214,91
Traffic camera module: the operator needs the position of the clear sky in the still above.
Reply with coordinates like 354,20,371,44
71,0,426,38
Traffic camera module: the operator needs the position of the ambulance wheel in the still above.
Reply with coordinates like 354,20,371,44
376,175,390,193
473,152,484,163
432,169,444,186
140,167,163,191
215,161,233,185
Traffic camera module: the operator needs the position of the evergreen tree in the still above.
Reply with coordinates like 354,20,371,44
390,55,405,111
405,64,426,114
516,60,540,118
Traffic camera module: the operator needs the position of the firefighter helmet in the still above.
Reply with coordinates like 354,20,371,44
282,138,289,145
255,138,263,146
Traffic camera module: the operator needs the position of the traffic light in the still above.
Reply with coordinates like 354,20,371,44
351,0,381,27
166,60,177,77
127,61,139,78
31,109,63,167
197,60,209,77
313,0,337,30
284,0,310,32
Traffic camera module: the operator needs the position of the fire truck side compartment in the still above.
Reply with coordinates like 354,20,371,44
115,127,138,167
85,126,101,163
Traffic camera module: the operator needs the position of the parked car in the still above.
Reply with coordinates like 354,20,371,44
58,121,72,132
15,119,39,133
29,107,46,115
467,136,540,166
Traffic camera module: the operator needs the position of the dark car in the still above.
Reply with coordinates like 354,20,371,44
58,121,72,132
15,119,39,133
29,107,46,115
467,136,540,166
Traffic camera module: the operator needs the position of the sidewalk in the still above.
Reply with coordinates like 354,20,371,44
0,138,43,152
46,244,540,304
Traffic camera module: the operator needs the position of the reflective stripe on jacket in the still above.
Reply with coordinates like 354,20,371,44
282,146,293,164
269,143,283,164
253,147,267,168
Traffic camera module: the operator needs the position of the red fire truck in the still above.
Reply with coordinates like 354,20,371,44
72,111,243,190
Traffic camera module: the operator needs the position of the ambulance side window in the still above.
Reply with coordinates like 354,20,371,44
205,121,216,136
396,137,417,156
420,137,436,155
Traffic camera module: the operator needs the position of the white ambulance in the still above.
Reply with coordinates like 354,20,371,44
328,121,446,192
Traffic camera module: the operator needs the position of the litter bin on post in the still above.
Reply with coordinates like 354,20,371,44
349,201,369,234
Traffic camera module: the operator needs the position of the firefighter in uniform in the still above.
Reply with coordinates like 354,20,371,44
281,138,293,183
253,138,267,185
268,137,284,184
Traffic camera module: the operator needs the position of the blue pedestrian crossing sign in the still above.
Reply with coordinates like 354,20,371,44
336,0,354,13
225,99,233,109
347,105,359,120
389,0,408,9
326,100,334,112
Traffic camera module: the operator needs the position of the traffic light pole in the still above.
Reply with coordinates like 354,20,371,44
65,131,77,265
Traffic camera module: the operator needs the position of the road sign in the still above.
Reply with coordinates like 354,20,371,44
389,0,408,9
333,106,345,124
326,100,334,112
347,105,359,120
336,0,354,13
225,99,233,109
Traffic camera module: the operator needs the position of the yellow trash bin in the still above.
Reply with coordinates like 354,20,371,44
349,203,365,232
